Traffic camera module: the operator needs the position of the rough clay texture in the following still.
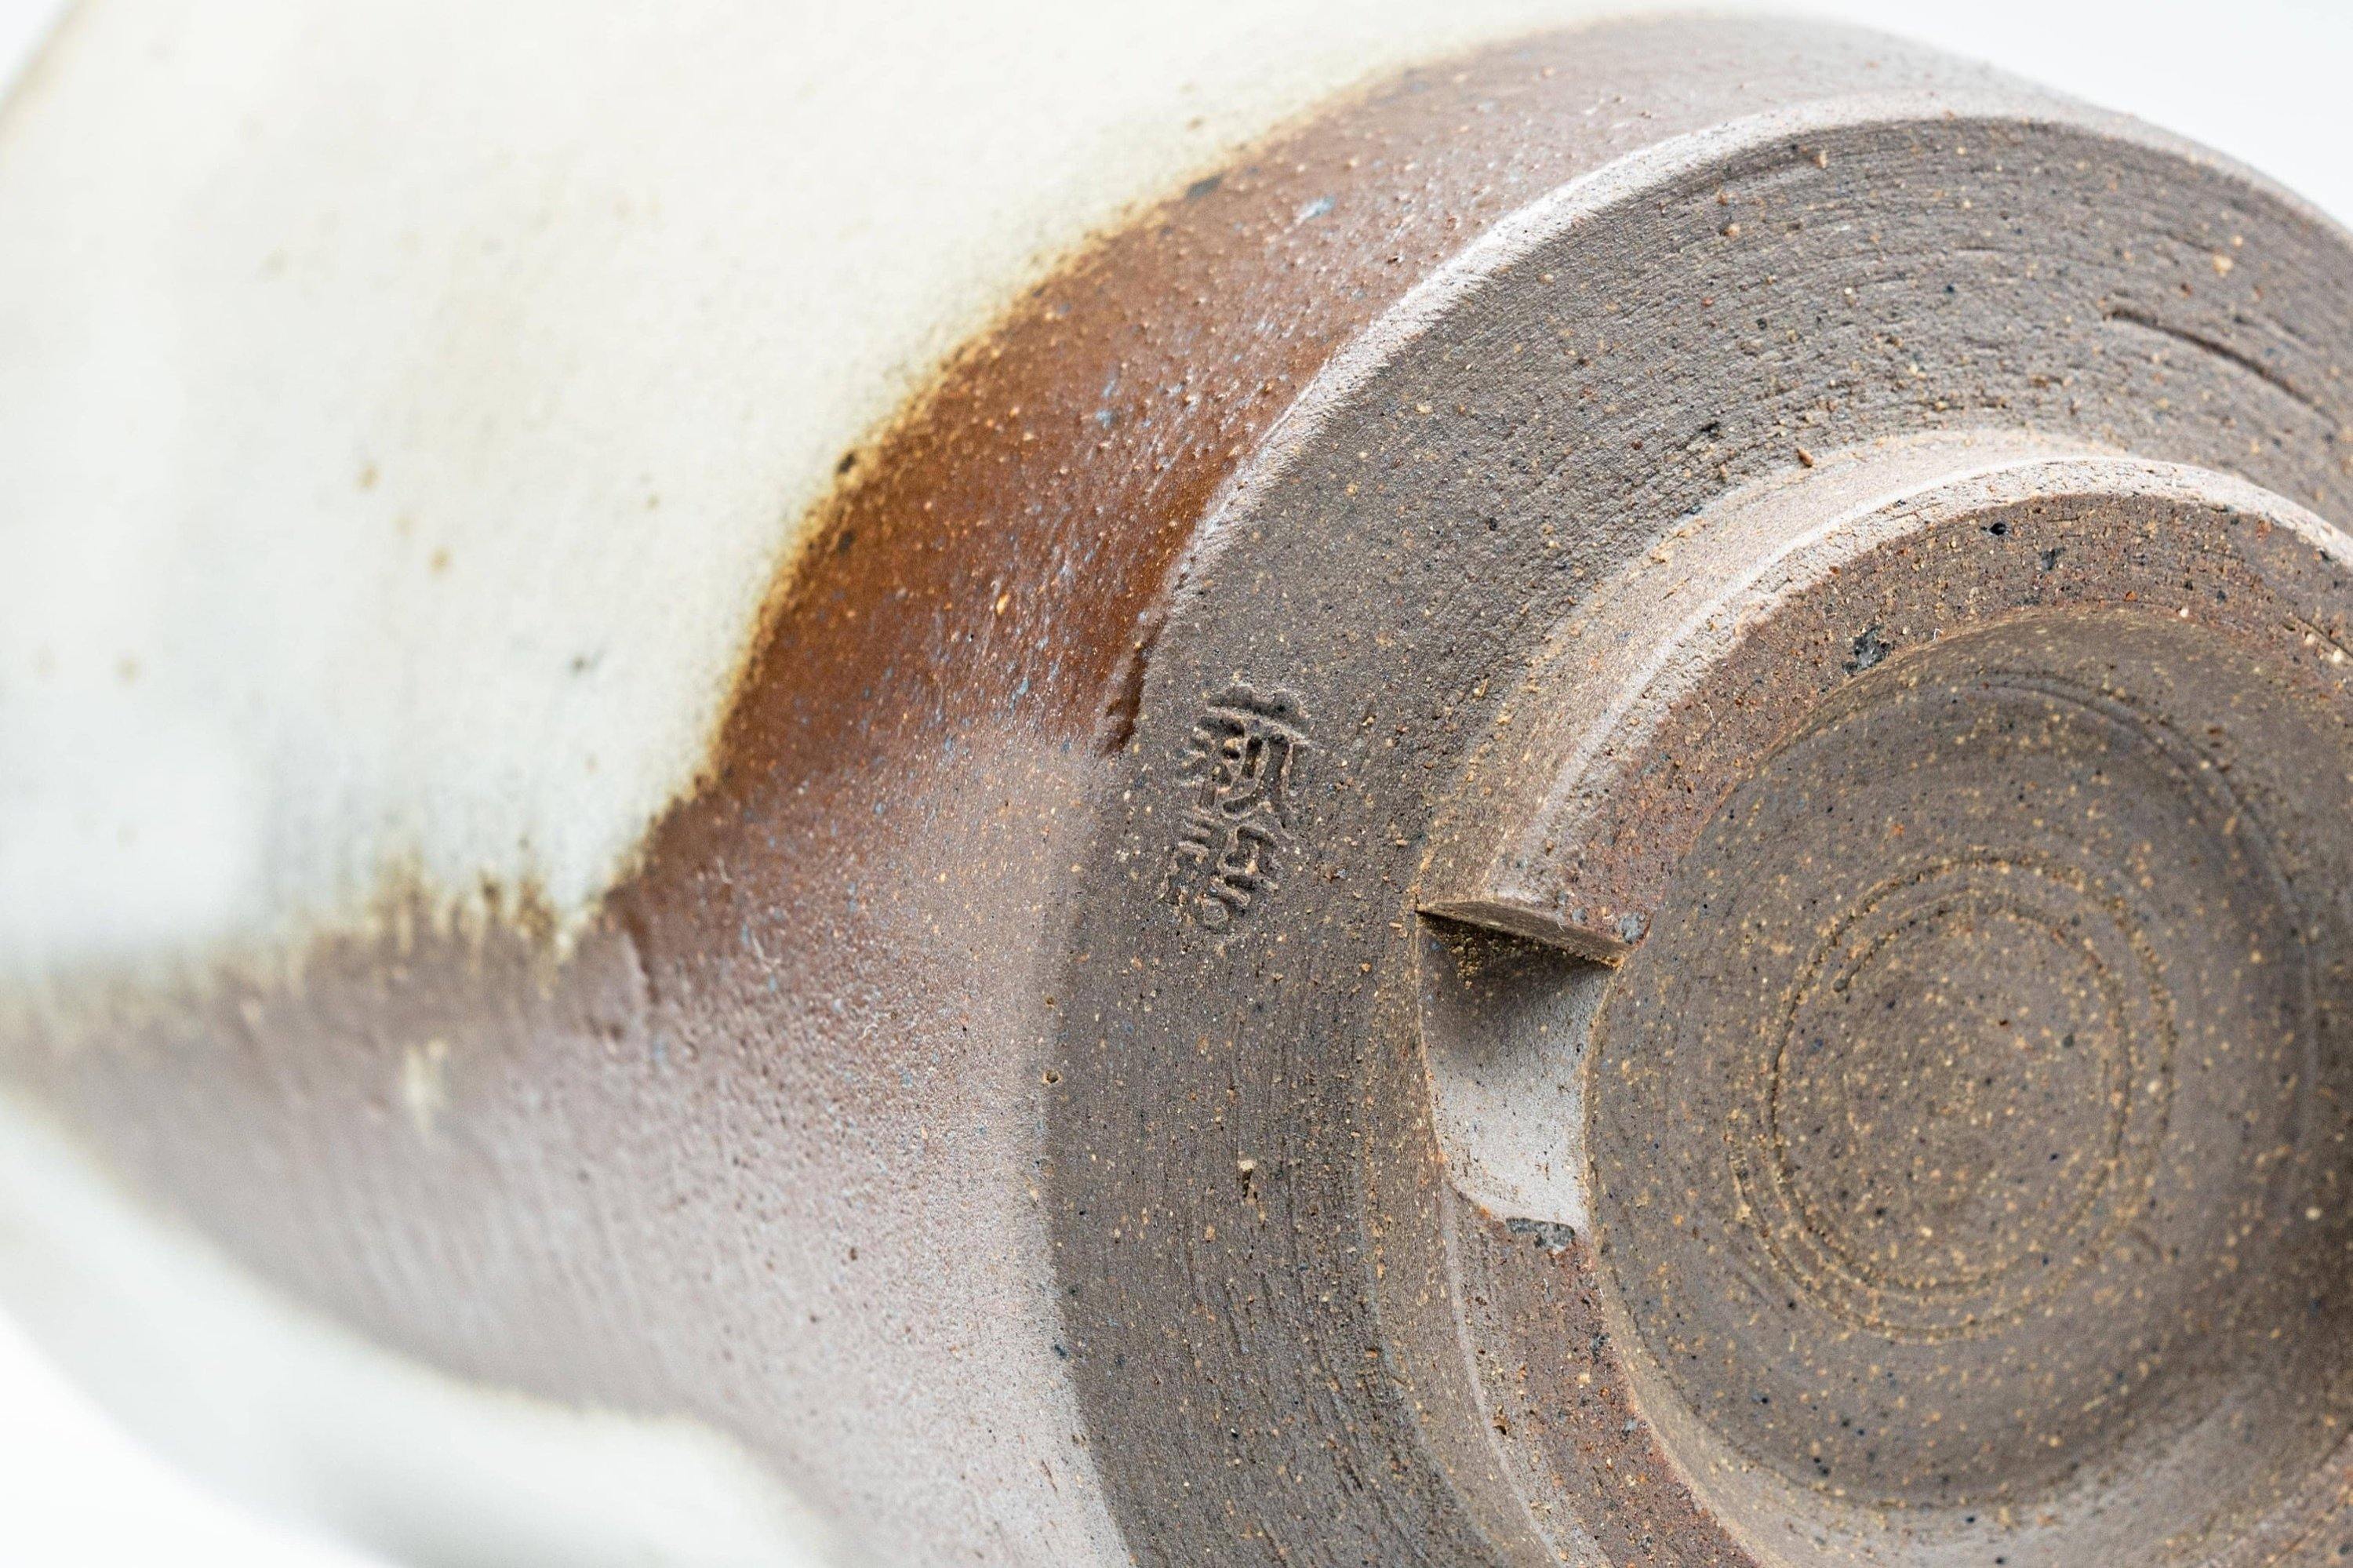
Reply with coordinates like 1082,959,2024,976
1046,33,2353,1568
1569,461,2353,1564
6,13,2353,1568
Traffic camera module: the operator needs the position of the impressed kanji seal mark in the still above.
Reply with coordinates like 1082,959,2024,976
1159,685,1307,932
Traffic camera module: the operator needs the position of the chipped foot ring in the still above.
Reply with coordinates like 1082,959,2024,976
9,10,2353,1568
1417,443,2353,1565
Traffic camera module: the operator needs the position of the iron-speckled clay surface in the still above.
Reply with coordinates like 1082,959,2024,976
8,9,2353,1567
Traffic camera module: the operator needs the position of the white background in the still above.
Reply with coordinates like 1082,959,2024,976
0,2,2346,1564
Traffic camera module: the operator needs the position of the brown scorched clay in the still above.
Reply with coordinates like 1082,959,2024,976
7,11,2353,1567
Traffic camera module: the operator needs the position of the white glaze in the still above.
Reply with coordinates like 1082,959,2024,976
0,0,1609,981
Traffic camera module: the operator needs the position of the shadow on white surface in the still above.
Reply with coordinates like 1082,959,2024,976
0,1306,390,1568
